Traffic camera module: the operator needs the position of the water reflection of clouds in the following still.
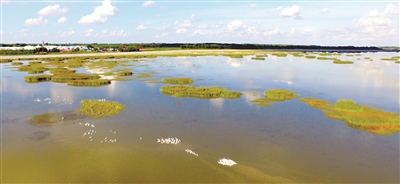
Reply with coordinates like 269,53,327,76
210,98,224,110
174,57,202,73
241,91,262,106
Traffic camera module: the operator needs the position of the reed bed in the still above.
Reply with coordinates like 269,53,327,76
160,86,241,99
24,75,53,83
163,78,193,84
300,98,400,135
0,59,12,63
76,100,125,118
67,79,111,86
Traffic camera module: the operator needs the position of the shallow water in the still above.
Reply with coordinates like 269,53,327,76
1,53,399,183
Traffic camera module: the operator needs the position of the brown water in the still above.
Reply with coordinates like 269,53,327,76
1,53,399,183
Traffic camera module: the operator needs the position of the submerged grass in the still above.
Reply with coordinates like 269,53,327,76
76,100,125,118
300,98,400,135
160,86,241,99
163,78,193,84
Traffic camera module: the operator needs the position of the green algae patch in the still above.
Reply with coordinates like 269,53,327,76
300,98,400,135
76,100,125,118
161,86,241,99
67,79,111,86
252,89,298,106
51,73,101,83
333,59,354,64
163,78,193,84
24,75,53,83
251,57,265,60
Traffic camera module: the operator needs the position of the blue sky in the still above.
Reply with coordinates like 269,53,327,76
1,0,399,46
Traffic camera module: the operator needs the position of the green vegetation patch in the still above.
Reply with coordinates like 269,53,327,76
76,100,125,118
49,68,76,75
252,89,298,106
251,57,265,60
18,65,47,72
160,86,241,99
28,61,42,65
333,59,354,64
317,57,336,60
0,59,12,63
67,79,111,86
228,54,243,58
271,53,288,57
24,75,53,83
163,78,193,84
51,73,100,83
300,98,400,135
305,56,316,59
11,61,23,65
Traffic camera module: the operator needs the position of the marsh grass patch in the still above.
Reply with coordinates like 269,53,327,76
300,98,400,135
76,100,125,118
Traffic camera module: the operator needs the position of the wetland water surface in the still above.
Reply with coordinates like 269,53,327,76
1,52,399,183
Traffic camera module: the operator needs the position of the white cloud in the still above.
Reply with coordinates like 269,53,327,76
279,5,302,19
1,0,11,5
357,17,391,27
384,4,399,14
249,3,257,9
245,26,259,34
193,30,206,36
199,24,208,29
155,32,169,38
156,24,170,30
367,9,380,17
78,0,119,25
320,8,329,13
58,17,68,23
264,28,279,36
23,16,49,26
38,5,68,16
137,24,147,30
84,29,95,37
142,0,155,7
388,28,397,35
109,29,128,36
176,28,187,34
227,20,247,31
59,28,75,37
